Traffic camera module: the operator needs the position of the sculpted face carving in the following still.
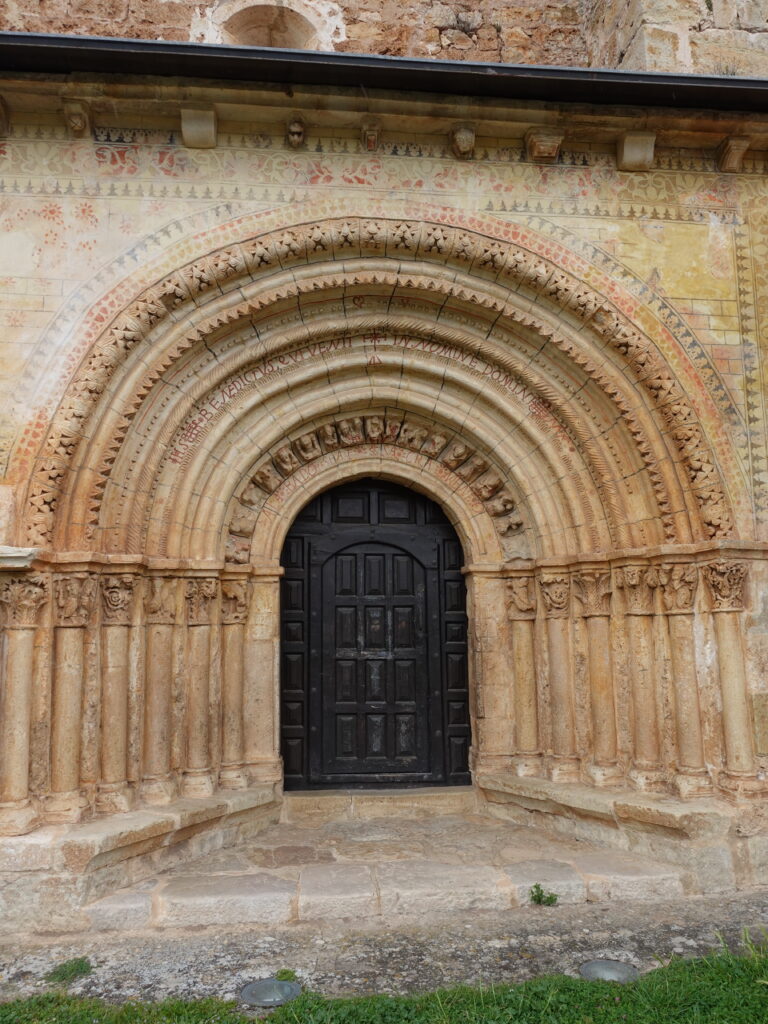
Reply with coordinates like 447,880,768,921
539,574,570,618
450,124,475,160
286,117,305,148
25,218,732,553
53,575,97,627
226,412,525,564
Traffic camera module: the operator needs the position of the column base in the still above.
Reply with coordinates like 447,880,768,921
95,782,136,814
628,764,668,793
719,770,768,800
584,761,624,787
512,753,544,778
0,799,40,836
44,789,90,824
548,756,581,782
180,769,215,798
245,758,283,785
218,766,249,790
674,768,713,799
140,775,178,805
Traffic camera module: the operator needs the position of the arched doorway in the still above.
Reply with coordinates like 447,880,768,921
280,478,471,789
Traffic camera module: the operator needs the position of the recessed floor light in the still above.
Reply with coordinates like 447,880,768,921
578,959,639,983
240,978,302,1007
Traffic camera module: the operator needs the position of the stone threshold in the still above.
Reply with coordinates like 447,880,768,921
280,785,478,824
477,772,768,893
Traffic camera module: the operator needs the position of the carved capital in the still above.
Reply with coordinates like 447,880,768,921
702,560,748,613
658,563,698,614
185,578,218,625
539,574,570,619
506,576,536,620
53,574,98,627
572,570,612,617
0,573,49,628
221,580,250,624
616,565,658,616
144,576,178,625
101,574,136,625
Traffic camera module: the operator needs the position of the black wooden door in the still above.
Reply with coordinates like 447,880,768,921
280,479,471,788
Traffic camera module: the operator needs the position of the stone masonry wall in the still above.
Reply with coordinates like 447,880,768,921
1,1,767,73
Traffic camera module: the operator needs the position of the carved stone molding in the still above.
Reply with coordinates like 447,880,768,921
226,412,524,565
0,573,49,628
573,571,612,617
144,576,178,625
702,561,749,613
53,575,98,628
506,576,537,620
101,574,137,625
221,580,250,624
657,563,698,615
25,217,731,549
185,578,218,625
539,574,570,619
616,565,658,616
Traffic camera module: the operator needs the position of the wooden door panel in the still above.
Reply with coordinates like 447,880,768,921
280,478,470,788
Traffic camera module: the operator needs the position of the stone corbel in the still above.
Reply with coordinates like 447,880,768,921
449,123,475,160
716,136,751,174
181,106,217,149
616,131,656,171
361,120,380,153
62,100,92,140
524,128,563,164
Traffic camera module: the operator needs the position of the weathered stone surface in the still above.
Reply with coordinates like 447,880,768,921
156,873,295,926
376,860,509,914
567,851,685,900
86,890,153,931
502,859,587,905
298,863,378,919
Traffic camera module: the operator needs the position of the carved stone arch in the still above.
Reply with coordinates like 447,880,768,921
22,209,742,551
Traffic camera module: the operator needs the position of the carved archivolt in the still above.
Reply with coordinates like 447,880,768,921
225,412,524,565
25,217,734,549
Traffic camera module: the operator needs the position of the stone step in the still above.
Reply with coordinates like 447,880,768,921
280,786,478,825
85,847,687,932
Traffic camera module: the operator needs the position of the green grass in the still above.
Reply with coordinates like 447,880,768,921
43,959,94,985
1,945,767,1023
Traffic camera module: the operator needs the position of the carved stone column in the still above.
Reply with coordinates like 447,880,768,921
141,576,178,804
702,560,763,796
573,569,622,786
219,578,250,789
617,565,665,791
182,578,218,797
97,574,136,813
243,565,284,785
465,566,515,773
506,575,541,777
539,572,579,781
47,575,97,822
658,563,711,797
0,574,48,835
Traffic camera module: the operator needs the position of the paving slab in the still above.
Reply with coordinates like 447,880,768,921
502,859,587,905
155,872,296,927
565,850,686,900
376,860,510,914
298,863,378,920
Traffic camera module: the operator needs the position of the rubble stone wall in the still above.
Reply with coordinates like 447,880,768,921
1,1,767,75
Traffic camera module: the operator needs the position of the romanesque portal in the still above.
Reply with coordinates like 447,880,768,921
0,208,765,909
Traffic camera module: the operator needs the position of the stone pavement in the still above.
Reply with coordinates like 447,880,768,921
82,803,689,932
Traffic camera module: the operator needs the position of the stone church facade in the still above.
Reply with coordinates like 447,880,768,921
0,4,768,930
